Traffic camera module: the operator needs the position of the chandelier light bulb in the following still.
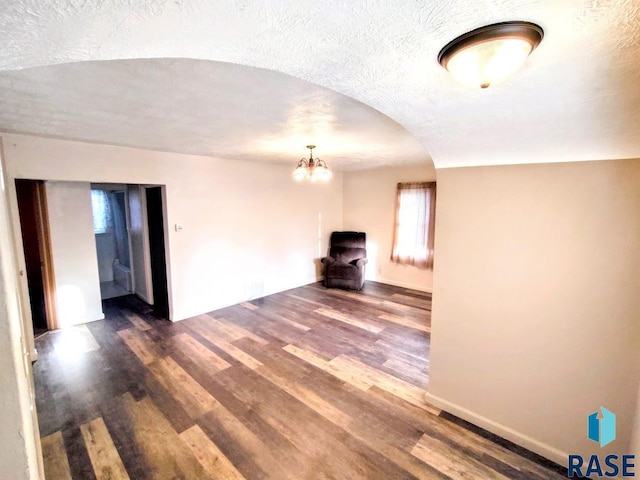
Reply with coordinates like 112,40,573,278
292,145,331,182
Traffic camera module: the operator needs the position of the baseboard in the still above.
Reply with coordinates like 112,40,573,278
375,277,432,293
135,291,151,305
320,275,431,293
84,313,105,323
424,392,567,467
173,277,323,321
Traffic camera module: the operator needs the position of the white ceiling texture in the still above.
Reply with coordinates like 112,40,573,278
0,0,638,170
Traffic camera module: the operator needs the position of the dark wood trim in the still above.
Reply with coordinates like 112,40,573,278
34,181,58,330
15,179,58,332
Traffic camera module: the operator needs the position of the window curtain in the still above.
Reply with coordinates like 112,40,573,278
91,189,112,234
390,182,436,269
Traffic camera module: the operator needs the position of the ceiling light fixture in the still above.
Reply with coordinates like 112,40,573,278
292,145,332,182
438,21,543,89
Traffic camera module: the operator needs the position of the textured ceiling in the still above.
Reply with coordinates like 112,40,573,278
0,59,428,171
0,0,639,169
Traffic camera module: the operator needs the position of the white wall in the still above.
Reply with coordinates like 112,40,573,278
0,141,43,479
343,164,436,292
633,383,640,460
3,133,343,321
45,181,104,326
427,159,640,465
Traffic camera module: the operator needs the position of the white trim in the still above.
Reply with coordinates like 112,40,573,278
158,185,172,321
83,313,105,324
376,276,432,293
122,188,136,298
320,274,432,293
135,291,151,304
424,392,567,467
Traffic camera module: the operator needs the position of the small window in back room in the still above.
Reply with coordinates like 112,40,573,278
91,190,112,234
391,182,436,269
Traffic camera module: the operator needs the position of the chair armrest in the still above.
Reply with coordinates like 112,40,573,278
354,258,368,267
321,256,336,265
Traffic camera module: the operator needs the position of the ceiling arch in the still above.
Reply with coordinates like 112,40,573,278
1,0,639,168
0,58,430,170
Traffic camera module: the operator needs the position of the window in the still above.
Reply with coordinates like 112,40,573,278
91,189,112,234
391,182,436,269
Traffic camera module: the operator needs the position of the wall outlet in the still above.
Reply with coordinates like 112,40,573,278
175,224,184,232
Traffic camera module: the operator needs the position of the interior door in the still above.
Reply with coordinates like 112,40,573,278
15,179,56,332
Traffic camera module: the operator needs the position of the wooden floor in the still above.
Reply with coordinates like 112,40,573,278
33,281,566,479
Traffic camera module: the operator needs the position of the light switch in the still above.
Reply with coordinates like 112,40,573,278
175,224,184,232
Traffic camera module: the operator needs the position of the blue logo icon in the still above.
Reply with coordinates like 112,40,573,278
588,407,616,447
568,407,634,477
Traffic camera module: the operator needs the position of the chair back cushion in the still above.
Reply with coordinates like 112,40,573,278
329,231,366,264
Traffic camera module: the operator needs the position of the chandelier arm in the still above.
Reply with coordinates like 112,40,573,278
293,145,330,181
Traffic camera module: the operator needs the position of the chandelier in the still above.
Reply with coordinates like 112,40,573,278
292,145,332,182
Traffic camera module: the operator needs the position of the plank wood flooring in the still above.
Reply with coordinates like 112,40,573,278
34,281,566,479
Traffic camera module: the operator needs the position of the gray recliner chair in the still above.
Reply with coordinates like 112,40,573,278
321,231,367,290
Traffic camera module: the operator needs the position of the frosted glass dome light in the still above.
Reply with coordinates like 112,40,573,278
438,22,544,89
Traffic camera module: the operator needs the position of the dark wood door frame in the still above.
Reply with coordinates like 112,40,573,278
15,179,58,331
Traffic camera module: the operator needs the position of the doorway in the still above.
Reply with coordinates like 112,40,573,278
15,179,57,334
90,183,169,318
91,186,134,300
146,186,169,318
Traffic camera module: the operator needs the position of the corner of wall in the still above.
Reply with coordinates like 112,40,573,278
0,135,43,479
632,381,640,459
